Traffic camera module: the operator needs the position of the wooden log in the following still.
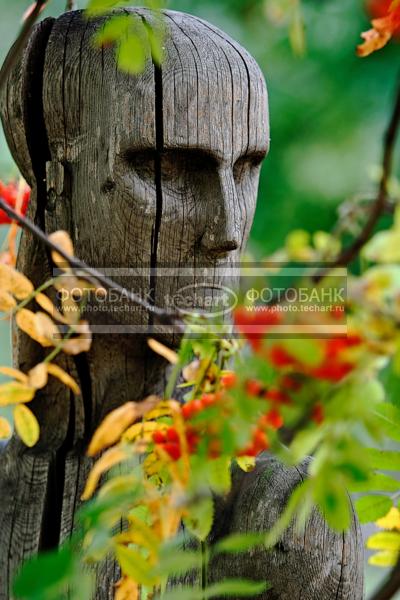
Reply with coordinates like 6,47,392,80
0,8,363,599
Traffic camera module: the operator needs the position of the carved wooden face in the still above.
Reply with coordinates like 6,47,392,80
3,9,269,331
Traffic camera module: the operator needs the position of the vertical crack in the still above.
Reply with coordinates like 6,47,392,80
149,60,164,326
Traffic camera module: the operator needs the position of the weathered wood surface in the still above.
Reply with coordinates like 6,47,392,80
0,8,363,600
173,454,364,599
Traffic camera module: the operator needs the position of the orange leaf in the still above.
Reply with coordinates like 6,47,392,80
0,416,12,439
115,577,139,600
148,338,178,364
81,446,128,500
0,289,16,312
48,230,74,271
46,363,81,395
28,363,48,389
87,395,160,456
0,366,28,383
0,264,33,299
62,321,92,355
13,404,39,447
16,308,53,347
35,293,69,324
34,312,60,346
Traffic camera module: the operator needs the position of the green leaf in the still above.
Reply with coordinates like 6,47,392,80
213,533,264,555
183,496,214,542
315,481,351,532
367,531,400,551
86,0,130,16
207,456,231,494
265,480,310,548
355,495,393,524
155,550,201,577
373,403,400,442
288,427,325,464
13,545,74,599
118,34,147,74
281,338,324,367
204,579,269,597
364,448,400,471
349,473,400,494
94,15,133,45
115,545,157,587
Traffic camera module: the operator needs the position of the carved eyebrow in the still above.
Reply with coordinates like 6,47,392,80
121,146,267,167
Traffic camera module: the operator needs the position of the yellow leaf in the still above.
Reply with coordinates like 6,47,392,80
13,404,39,446
367,531,400,551
46,363,81,395
54,275,81,324
62,321,92,355
81,446,127,500
0,289,16,312
144,399,180,421
369,549,399,567
0,264,34,299
0,366,28,383
48,230,74,270
34,312,60,346
122,420,161,442
376,507,400,531
115,577,139,600
16,309,53,347
148,338,178,364
0,381,35,406
236,456,256,472
182,359,200,382
87,396,160,456
28,363,48,389
0,416,12,439
35,293,69,324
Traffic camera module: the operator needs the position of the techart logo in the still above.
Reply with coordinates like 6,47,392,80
169,283,238,318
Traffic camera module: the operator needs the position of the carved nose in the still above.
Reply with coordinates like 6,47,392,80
200,168,241,257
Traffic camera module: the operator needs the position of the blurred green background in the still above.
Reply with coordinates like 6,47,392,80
0,0,398,596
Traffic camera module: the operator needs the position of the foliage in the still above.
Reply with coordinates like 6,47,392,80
1,0,400,599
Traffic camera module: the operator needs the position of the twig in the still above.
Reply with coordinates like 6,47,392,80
369,559,400,600
65,0,77,10
314,74,400,281
0,0,48,93
0,198,183,327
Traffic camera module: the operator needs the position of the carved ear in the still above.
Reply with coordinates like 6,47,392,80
0,18,55,188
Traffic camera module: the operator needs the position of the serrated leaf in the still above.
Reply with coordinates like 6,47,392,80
368,550,399,567
235,456,256,472
16,309,53,347
355,495,393,524
183,496,214,542
0,366,28,383
204,579,269,597
154,550,201,577
46,363,81,395
0,264,33,300
373,403,400,442
28,363,48,390
315,481,351,532
207,456,231,494
376,506,400,530
48,230,74,270
115,545,156,587
213,533,264,555
82,446,128,500
13,404,39,447
0,289,16,312
349,473,400,494
13,545,75,599
367,531,400,551
364,448,400,471
118,34,147,74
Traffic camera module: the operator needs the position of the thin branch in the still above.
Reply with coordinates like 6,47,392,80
0,0,48,93
314,74,400,281
369,559,400,600
65,0,77,10
0,198,183,327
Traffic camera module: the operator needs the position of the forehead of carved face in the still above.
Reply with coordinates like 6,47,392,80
38,9,269,271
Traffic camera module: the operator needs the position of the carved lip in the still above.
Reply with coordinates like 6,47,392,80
171,283,238,318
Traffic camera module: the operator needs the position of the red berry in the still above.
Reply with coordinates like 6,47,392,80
201,393,216,408
264,388,291,405
163,443,181,461
252,429,269,452
152,430,166,444
269,345,297,368
280,375,302,392
311,403,324,425
166,427,179,443
220,372,237,389
245,379,264,396
261,409,284,430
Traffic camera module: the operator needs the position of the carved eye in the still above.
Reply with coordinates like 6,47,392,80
233,153,265,183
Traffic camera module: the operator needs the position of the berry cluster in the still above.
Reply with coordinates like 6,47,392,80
0,181,30,224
